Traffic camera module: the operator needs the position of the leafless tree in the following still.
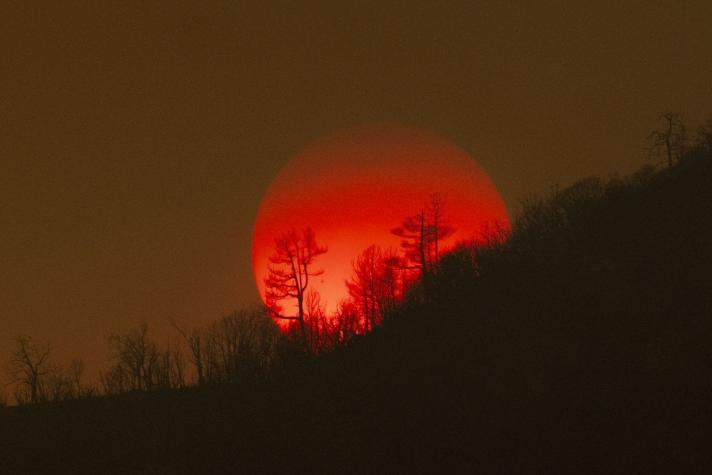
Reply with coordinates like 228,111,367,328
265,227,327,350
172,308,284,385
170,346,187,388
155,341,186,389
333,300,361,345
202,329,220,384
172,320,207,385
107,322,160,392
70,358,84,395
378,247,404,319
649,112,687,167
392,193,455,277
426,193,455,265
45,369,72,402
7,335,52,405
346,245,406,332
303,289,336,353
347,246,382,332
100,364,129,395
392,209,428,273
697,116,712,154
68,358,96,398
210,309,280,382
346,245,403,332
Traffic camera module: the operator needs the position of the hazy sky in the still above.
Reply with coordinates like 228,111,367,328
2,1,711,373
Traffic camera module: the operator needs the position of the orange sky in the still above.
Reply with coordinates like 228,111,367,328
2,0,712,377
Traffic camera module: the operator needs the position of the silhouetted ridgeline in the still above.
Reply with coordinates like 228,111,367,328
1,151,711,473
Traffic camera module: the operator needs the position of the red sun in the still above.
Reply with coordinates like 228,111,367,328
251,125,510,315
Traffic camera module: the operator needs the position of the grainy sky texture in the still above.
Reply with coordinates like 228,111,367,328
2,1,711,371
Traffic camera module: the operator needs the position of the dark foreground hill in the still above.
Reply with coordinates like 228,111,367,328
1,155,711,474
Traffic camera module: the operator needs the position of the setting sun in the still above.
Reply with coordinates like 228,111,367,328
251,125,510,317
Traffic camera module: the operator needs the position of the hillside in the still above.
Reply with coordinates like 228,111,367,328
1,154,711,474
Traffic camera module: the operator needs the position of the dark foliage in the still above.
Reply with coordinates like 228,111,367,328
1,151,711,473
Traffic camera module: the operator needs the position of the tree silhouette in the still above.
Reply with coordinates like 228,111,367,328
649,112,686,168
106,322,160,392
69,358,91,398
155,341,186,389
426,193,453,264
303,289,335,353
697,116,712,154
264,227,327,351
102,322,189,393
391,193,455,278
333,300,361,345
392,210,428,273
2,133,712,471
171,320,207,385
7,335,52,405
347,245,383,332
172,308,284,385
346,245,403,331
212,309,283,382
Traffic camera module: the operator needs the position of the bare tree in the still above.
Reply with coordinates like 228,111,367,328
392,209,428,272
172,320,207,385
7,335,52,405
202,329,220,384
100,364,129,395
392,193,455,277
172,308,284,385
264,227,327,350
426,193,455,265
649,112,687,168
333,300,361,345
230,308,284,378
347,245,382,332
45,369,72,402
211,309,280,382
103,323,189,393
170,346,187,388
107,322,160,392
155,340,186,389
67,358,95,398
303,289,335,353
697,116,712,154
379,247,404,319
347,245,405,332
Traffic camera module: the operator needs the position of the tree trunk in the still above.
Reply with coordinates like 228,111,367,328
297,295,308,352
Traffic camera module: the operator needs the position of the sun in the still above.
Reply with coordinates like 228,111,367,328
251,124,510,315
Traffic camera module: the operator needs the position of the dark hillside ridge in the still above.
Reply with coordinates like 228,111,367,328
1,155,711,473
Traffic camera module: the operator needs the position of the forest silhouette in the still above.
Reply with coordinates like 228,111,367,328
1,116,711,472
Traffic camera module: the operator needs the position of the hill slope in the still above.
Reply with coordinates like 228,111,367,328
1,156,711,473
